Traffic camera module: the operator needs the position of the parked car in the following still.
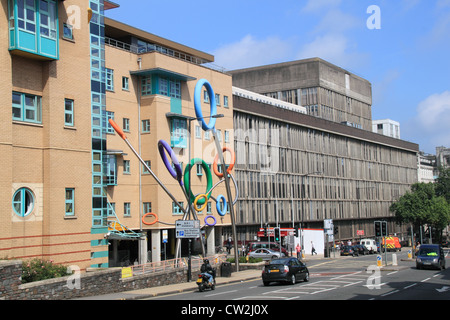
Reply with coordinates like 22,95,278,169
248,248,284,261
340,245,359,256
354,244,370,255
262,257,309,286
416,244,446,270
247,242,288,255
360,239,377,254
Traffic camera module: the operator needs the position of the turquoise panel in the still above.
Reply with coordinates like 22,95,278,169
18,30,36,52
91,251,109,259
91,227,108,235
170,98,182,114
40,37,57,58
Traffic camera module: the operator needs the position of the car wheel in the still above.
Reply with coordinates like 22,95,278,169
289,274,296,285
304,272,310,282
263,281,270,286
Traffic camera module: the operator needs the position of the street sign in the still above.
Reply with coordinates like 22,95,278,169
357,230,364,236
175,220,200,239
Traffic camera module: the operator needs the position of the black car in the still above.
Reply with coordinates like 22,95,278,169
354,244,370,255
262,257,309,286
340,245,358,256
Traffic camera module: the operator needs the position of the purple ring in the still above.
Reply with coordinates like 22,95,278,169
158,140,183,183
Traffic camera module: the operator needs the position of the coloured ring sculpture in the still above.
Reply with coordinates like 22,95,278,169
194,79,217,131
204,215,216,226
183,158,213,205
158,140,183,183
142,212,158,225
193,193,209,212
213,147,235,178
216,194,227,216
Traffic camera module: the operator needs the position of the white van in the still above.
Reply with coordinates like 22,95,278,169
360,239,377,254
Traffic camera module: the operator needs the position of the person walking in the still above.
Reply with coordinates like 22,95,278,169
311,241,317,255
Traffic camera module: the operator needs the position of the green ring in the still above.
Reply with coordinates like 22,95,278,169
183,158,213,205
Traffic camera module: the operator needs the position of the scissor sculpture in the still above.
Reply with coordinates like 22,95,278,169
109,79,239,261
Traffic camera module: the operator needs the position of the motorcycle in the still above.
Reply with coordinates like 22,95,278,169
196,272,216,292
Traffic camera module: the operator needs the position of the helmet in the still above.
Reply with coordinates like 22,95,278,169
203,259,209,264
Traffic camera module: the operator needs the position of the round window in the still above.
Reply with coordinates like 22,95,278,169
12,188,35,217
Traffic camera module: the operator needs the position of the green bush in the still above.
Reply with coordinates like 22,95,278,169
22,259,68,284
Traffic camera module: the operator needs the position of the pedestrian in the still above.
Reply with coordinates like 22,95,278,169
226,237,232,254
311,241,317,255
296,243,301,259
241,243,246,257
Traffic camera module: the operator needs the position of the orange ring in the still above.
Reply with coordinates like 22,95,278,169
213,147,235,178
142,212,158,225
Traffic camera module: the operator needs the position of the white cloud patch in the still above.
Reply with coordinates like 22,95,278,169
406,91,450,152
213,34,292,70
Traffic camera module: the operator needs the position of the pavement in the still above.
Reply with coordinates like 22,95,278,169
75,249,413,300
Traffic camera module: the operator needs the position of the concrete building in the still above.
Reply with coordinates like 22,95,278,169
230,58,373,131
436,146,450,169
372,119,401,139
418,152,436,183
1,0,234,270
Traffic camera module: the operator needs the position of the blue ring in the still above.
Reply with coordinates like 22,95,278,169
205,215,216,226
216,195,227,216
194,79,217,131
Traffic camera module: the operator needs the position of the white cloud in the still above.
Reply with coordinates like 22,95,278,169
213,34,292,70
406,91,450,152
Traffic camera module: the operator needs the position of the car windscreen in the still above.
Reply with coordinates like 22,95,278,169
418,247,439,256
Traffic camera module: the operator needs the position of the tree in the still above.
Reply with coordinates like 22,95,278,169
390,182,450,241
435,166,450,203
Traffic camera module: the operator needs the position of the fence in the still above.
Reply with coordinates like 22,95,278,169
125,254,228,278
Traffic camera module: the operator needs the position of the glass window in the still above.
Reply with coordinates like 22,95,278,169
106,111,114,134
106,155,117,185
143,202,151,214
64,98,74,126
123,118,130,132
12,187,35,217
124,202,130,216
224,95,229,108
172,201,184,214
63,23,73,40
141,77,151,95
159,78,168,96
65,188,75,216
142,119,150,133
106,68,114,91
123,160,130,174
122,76,129,90
12,92,42,123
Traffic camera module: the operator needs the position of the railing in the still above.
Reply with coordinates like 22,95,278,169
125,254,228,278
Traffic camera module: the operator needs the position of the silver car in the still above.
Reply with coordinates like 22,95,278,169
248,248,284,260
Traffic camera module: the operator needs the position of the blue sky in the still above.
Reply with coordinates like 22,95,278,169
106,0,450,155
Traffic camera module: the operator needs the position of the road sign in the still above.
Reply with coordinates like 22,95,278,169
176,220,200,239
357,230,364,236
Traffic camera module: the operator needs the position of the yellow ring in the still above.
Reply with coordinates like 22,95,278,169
194,194,208,212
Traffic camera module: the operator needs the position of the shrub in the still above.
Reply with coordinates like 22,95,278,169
22,259,68,284
226,256,263,263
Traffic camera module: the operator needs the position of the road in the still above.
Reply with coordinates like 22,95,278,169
146,248,450,301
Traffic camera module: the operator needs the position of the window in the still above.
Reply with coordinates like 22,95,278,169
172,201,184,214
159,78,168,96
170,118,187,148
106,155,117,185
196,163,203,176
64,98,74,126
39,0,57,39
123,160,130,174
195,125,201,139
106,111,114,134
12,187,35,217
63,23,73,40
224,96,229,108
141,77,152,95
142,160,151,174
224,130,230,143
143,202,151,214
106,68,114,91
123,118,130,132
169,80,181,98
12,91,42,123
107,202,115,217
203,90,209,103
122,76,129,90
142,119,150,133
124,202,130,216
215,93,220,106
65,188,75,216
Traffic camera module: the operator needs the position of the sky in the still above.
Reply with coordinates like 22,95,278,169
105,0,450,155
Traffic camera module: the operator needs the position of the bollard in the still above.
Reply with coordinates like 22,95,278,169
377,255,382,267
392,253,398,266
408,250,412,259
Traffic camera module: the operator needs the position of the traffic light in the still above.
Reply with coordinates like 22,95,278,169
263,224,268,237
375,221,381,237
274,227,281,242
294,227,298,237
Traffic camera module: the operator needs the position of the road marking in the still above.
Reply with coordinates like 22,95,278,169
404,283,417,289
387,271,398,276
208,290,237,297
421,278,431,282
381,290,399,297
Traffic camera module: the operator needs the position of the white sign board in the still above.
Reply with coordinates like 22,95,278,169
176,220,200,239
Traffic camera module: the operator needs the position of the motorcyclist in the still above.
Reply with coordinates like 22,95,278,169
200,259,214,285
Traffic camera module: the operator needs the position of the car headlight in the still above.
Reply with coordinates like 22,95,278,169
433,258,438,263
416,258,421,262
